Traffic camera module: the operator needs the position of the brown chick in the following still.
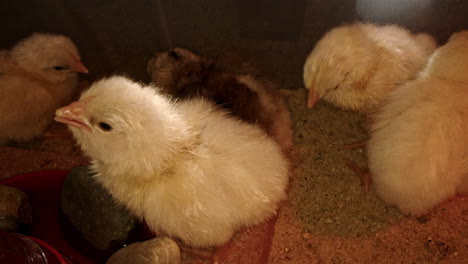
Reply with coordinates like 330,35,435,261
304,21,437,111
0,33,88,145
147,48,293,156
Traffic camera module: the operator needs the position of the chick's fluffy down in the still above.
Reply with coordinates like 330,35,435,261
0,33,86,144
368,31,468,215
304,22,436,111
59,76,289,248
149,99,288,247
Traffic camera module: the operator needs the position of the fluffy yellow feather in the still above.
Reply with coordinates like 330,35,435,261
55,76,289,250
368,31,468,215
0,33,88,144
304,22,436,111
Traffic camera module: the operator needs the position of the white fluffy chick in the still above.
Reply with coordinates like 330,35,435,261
147,47,293,156
367,31,468,216
303,22,437,111
0,33,88,144
55,76,289,251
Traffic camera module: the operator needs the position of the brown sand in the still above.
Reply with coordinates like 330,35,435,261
0,89,466,264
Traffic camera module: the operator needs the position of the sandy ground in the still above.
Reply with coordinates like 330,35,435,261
0,88,467,264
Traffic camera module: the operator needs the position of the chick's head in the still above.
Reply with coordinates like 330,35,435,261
55,76,186,166
422,30,468,83
303,23,379,110
147,47,214,97
11,33,88,83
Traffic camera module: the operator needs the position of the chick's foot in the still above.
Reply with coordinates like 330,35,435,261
344,158,372,193
342,140,367,149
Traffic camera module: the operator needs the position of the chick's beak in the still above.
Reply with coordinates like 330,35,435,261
307,88,320,109
69,52,89,73
55,101,92,132
72,60,89,74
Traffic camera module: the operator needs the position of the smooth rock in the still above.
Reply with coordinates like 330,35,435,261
0,184,32,232
106,237,181,264
60,166,138,254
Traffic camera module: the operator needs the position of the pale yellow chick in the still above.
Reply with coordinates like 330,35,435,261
367,31,468,216
303,22,436,111
0,33,88,144
55,76,289,260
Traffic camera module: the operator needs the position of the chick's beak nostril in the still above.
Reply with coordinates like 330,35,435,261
54,100,92,132
57,103,81,116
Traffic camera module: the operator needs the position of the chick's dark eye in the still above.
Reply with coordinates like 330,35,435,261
98,122,112,131
168,50,180,61
53,66,65,71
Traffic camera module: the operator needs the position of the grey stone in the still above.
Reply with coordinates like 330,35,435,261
106,237,181,264
60,166,138,252
0,184,32,232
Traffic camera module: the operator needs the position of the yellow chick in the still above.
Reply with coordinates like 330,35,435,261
55,76,289,260
0,33,88,144
303,22,437,111
367,31,468,216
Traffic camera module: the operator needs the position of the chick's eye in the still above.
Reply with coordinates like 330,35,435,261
168,50,180,61
53,66,66,71
98,122,112,131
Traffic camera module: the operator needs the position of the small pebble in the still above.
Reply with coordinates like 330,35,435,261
302,232,312,240
0,184,32,232
60,166,138,253
106,237,181,264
